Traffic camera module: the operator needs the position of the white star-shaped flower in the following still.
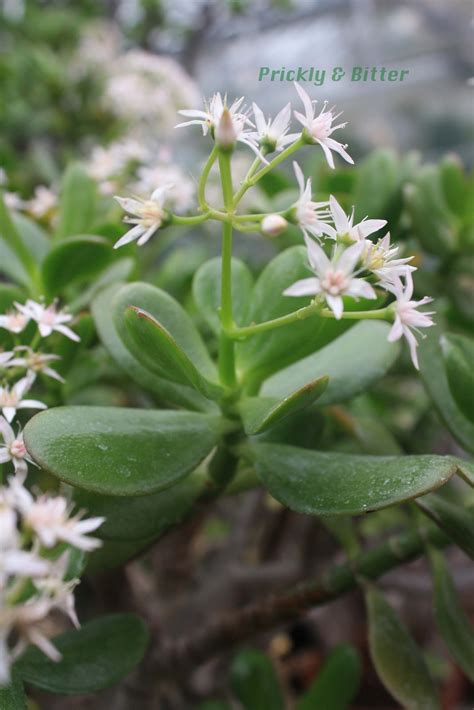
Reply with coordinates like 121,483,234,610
176,92,250,137
13,484,104,551
292,162,333,240
363,234,415,288
15,300,80,342
176,92,262,156
327,195,387,242
0,416,34,479
0,310,30,334
284,238,376,319
0,352,14,368
387,277,435,369
114,186,172,249
248,102,299,153
0,375,47,423
294,83,354,169
8,347,64,383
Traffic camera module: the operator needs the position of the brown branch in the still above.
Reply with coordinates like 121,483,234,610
151,522,449,675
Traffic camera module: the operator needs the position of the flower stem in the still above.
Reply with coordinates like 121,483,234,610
233,156,262,207
249,137,305,185
320,307,391,321
217,151,237,388
170,212,211,226
227,302,321,340
198,146,218,212
226,303,391,341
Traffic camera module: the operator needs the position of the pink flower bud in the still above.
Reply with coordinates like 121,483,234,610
215,108,237,149
261,214,288,237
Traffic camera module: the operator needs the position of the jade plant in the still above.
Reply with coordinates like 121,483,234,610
0,84,473,707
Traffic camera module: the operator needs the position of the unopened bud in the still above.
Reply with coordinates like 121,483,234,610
261,214,288,237
215,108,237,149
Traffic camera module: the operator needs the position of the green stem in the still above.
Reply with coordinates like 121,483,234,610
232,137,304,209
249,137,304,185
217,151,237,388
198,146,219,212
170,212,211,226
233,156,262,207
226,304,391,340
227,302,321,340
320,307,391,321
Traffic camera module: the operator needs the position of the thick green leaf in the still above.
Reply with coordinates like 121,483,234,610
69,257,135,311
24,406,224,496
428,547,474,681
193,257,254,335
239,376,328,435
92,283,213,412
237,247,356,383
440,155,467,217
0,193,38,284
74,469,205,540
0,238,28,286
353,149,399,221
246,442,457,515
55,163,96,240
12,213,50,264
405,166,457,257
124,306,224,401
296,645,361,710
86,536,155,572
42,235,114,297
365,586,439,709
0,672,27,710
440,333,474,422
230,649,284,710
17,614,148,694
417,324,474,455
417,493,474,560
261,321,400,406
0,284,25,312
113,282,219,403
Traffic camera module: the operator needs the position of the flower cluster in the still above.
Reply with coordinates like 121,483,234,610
0,475,103,684
113,83,434,368
0,300,78,424
0,294,98,685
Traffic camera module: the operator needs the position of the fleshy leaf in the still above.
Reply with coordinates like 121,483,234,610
55,163,97,240
440,333,474,422
365,585,440,710
17,614,148,694
239,376,328,435
24,406,224,496
193,257,254,335
230,649,284,710
428,547,474,681
415,320,474,456
417,493,474,560
124,306,224,401
261,321,400,407
74,470,205,540
246,442,457,515
113,282,220,402
92,283,213,412
42,235,114,297
296,645,362,710
86,536,156,573
0,672,27,710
